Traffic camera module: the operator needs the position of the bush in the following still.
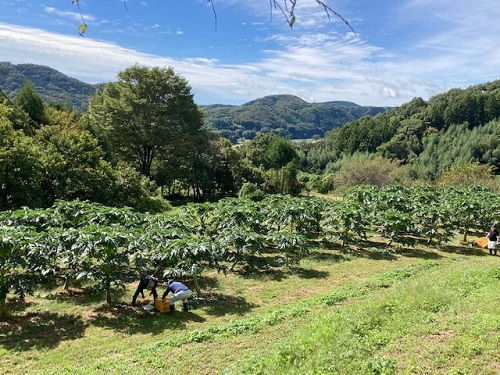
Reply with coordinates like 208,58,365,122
112,162,171,212
238,182,265,201
332,156,411,192
437,162,496,188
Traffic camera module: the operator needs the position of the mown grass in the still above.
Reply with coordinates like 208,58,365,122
1,240,499,375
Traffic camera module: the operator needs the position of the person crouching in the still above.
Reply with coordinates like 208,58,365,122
162,279,192,313
131,274,158,307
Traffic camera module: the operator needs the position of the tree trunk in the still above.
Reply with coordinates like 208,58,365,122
0,297,7,321
192,274,202,296
106,287,112,305
105,275,112,304
63,276,70,290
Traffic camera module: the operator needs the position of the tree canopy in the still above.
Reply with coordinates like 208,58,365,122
88,65,205,178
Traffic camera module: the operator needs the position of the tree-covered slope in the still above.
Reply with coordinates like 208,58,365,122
0,62,101,112
322,80,500,178
202,94,388,142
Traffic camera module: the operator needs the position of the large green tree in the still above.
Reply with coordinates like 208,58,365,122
35,126,116,204
13,80,45,132
244,133,300,194
88,65,205,178
0,112,46,210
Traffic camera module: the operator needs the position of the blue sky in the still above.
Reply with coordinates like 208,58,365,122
1,0,499,106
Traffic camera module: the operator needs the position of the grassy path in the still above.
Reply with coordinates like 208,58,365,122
1,243,499,374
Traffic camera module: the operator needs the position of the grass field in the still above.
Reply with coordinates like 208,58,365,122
1,238,499,375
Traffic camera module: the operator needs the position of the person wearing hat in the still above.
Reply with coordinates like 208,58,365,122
131,274,158,307
486,223,498,256
162,279,192,313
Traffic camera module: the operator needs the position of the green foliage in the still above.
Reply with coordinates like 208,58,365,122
1,98,169,211
264,136,298,169
13,80,45,129
366,355,396,375
38,127,116,203
0,121,46,210
318,81,500,180
330,155,409,192
111,162,171,212
245,133,281,169
88,64,205,178
0,223,54,319
438,162,495,187
0,201,150,313
244,134,301,195
262,163,300,195
410,120,500,180
238,183,265,201
202,136,244,198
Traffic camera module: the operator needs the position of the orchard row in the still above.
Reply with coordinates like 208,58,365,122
1,184,498,318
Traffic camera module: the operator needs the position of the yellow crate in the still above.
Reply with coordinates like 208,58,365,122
154,298,170,313
476,237,489,248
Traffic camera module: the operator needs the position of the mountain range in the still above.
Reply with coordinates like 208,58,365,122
0,61,388,142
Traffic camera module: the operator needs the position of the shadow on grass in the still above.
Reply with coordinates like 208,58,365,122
343,246,399,261
239,267,288,282
307,251,352,263
315,239,399,261
0,309,86,351
331,238,448,261
439,244,487,256
88,291,257,333
395,247,444,259
89,303,206,335
290,267,330,279
192,292,258,317
45,286,128,306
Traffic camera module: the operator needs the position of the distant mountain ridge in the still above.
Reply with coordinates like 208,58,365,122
0,62,389,141
202,95,388,142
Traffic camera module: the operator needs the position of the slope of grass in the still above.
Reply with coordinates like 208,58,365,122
0,242,498,375
224,258,499,375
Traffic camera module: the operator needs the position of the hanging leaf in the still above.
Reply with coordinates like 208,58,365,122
78,23,87,36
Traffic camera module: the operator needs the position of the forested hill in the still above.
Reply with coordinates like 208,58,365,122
322,79,500,178
202,95,388,143
0,62,102,112
0,62,388,141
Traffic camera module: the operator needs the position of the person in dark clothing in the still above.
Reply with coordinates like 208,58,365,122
486,224,498,256
162,279,192,313
131,274,158,306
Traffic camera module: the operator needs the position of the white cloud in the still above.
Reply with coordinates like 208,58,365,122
1,0,500,107
0,23,274,104
44,6,95,22
382,87,397,99
183,57,219,64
